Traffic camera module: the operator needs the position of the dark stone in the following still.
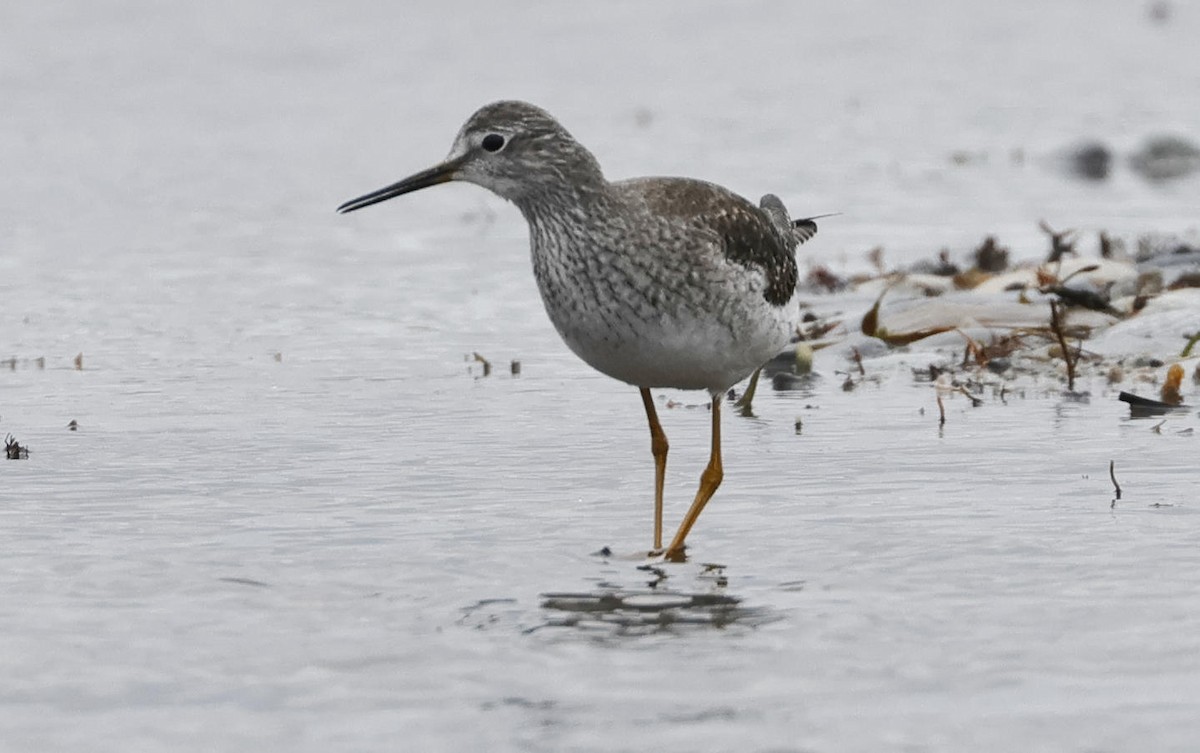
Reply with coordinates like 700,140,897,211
1130,135,1200,181
973,236,1009,272
1066,142,1112,180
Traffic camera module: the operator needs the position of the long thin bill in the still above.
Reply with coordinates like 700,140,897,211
336,158,463,214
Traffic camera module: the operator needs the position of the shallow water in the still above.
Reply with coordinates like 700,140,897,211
4,2,1200,751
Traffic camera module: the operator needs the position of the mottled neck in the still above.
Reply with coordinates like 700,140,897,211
517,173,621,244
518,174,629,314
514,163,608,216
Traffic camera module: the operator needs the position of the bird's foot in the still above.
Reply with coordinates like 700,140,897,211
659,546,688,563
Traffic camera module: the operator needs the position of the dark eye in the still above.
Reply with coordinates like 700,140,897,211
481,133,506,153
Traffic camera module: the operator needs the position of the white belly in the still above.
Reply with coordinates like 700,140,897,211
546,283,798,393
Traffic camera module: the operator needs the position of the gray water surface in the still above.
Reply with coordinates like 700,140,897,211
4,2,1200,751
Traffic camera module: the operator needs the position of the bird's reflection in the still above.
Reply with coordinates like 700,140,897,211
529,562,777,637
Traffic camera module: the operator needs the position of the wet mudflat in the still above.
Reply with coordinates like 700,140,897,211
3,2,1200,751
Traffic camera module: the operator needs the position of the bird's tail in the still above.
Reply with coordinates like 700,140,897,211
760,195,834,249
791,212,839,245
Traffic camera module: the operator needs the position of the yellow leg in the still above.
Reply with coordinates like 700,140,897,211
640,388,668,550
663,396,723,560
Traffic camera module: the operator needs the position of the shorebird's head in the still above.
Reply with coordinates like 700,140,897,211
337,100,605,214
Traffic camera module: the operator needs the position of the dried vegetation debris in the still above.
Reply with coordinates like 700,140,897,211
5,434,29,460
789,222,1200,411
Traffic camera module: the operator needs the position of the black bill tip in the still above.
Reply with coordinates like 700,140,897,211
336,158,462,214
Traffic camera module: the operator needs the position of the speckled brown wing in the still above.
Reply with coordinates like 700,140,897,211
618,177,800,307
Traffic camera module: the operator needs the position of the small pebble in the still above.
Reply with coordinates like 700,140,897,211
986,357,1011,375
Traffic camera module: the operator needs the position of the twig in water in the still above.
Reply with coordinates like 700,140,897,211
1182,332,1200,358
1048,301,1077,391
1109,460,1122,501
956,385,983,407
471,352,492,377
